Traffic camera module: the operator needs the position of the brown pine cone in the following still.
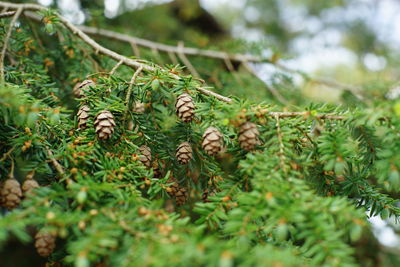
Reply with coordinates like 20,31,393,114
1,178,22,210
166,178,187,206
152,161,162,178
166,177,180,196
94,110,116,140
202,127,223,156
77,105,90,129
73,79,95,98
176,142,193,164
238,122,260,151
175,93,195,122
133,101,145,113
175,187,188,206
139,145,152,168
22,178,39,196
35,231,56,257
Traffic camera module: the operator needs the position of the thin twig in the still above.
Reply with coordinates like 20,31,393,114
0,7,22,84
275,115,286,172
223,53,243,86
46,147,65,175
243,62,289,106
124,66,143,121
77,25,267,64
0,146,15,162
151,47,164,64
109,59,124,75
177,41,200,79
196,86,232,103
275,62,365,100
266,111,345,120
167,51,179,65
8,156,14,178
130,41,140,57
0,10,14,18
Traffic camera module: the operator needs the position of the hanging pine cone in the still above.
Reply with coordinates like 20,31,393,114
0,178,22,210
176,142,192,164
22,178,39,197
238,122,260,151
94,110,116,140
35,230,56,257
139,145,152,168
133,101,145,113
202,127,223,156
166,177,180,196
175,93,195,122
73,79,95,98
175,187,188,206
152,160,162,178
166,178,188,206
77,105,90,129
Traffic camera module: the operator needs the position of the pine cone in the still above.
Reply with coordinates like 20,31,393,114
94,110,116,140
202,127,223,156
139,145,152,168
238,122,260,151
152,161,162,178
175,187,188,206
133,101,145,113
166,178,180,196
175,93,195,122
22,178,39,196
176,142,193,164
35,231,56,257
166,178,187,206
73,79,95,98
77,105,90,129
1,178,22,210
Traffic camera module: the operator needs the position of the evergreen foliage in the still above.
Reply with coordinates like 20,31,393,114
0,1,399,266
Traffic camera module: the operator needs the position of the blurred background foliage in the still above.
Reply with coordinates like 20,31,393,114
11,0,400,106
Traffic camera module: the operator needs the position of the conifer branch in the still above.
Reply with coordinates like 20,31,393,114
46,147,65,176
0,7,22,84
109,60,124,75
77,24,362,97
77,25,267,64
0,10,14,18
0,146,15,162
124,66,143,121
11,5,232,103
267,111,345,120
